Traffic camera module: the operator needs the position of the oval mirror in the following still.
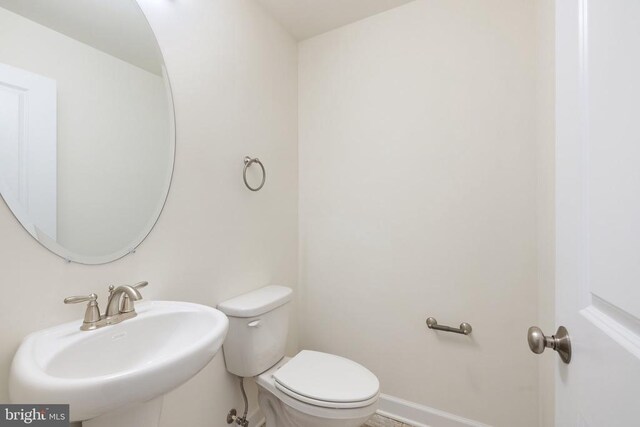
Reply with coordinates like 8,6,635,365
0,0,174,264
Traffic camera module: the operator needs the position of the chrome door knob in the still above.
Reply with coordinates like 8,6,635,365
527,325,572,364
527,327,547,354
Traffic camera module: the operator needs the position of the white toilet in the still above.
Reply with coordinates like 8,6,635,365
218,286,380,427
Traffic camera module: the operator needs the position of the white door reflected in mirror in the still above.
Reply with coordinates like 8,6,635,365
0,0,175,264
0,64,57,241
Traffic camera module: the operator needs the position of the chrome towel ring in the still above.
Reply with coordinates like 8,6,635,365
243,156,266,191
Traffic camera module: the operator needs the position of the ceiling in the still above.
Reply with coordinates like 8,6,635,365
0,0,164,75
254,0,416,40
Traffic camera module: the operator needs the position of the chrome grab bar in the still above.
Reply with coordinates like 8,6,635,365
426,317,472,335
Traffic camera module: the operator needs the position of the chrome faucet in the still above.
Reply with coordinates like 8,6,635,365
65,281,148,331
106,285,143,316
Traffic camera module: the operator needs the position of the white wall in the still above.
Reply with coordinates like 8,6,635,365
0,1,298,426
298,1,542,426
0,7,171,258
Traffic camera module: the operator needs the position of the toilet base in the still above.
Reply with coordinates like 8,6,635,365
258,388,375,427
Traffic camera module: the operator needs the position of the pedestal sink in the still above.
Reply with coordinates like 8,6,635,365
9,301,229,427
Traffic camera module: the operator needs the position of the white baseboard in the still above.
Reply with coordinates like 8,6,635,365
246,393,488,427
248,406,265,427
377,394,491,427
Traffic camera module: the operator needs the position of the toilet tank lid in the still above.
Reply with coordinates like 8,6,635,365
217,285,292,318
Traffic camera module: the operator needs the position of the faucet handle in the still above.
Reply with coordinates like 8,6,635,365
64,293,98,304
108,282,147,294
64,293,101,331
132,281,148,290
120,281,148,313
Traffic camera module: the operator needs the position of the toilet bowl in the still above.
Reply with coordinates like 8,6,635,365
257,353,379,427
218,286,380,427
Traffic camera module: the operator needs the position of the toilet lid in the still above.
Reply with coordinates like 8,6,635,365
273,350,379,409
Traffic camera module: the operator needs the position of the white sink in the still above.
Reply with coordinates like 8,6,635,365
9,301,229,427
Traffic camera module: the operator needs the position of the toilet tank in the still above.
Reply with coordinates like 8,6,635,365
217,286,292,377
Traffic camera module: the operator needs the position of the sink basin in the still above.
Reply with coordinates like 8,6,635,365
10,301,228,426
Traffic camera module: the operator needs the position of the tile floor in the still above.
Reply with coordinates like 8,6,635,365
363,413,415,427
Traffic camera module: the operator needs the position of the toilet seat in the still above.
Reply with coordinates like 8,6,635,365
257,356,379,425
272,350,380,409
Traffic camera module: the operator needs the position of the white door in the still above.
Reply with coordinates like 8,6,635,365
0,63,57,240
555,0,640,425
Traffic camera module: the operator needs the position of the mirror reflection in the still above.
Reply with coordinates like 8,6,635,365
0,0,174,264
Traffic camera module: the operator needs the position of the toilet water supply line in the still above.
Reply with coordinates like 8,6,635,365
239,377,249,426
226,377,250,426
